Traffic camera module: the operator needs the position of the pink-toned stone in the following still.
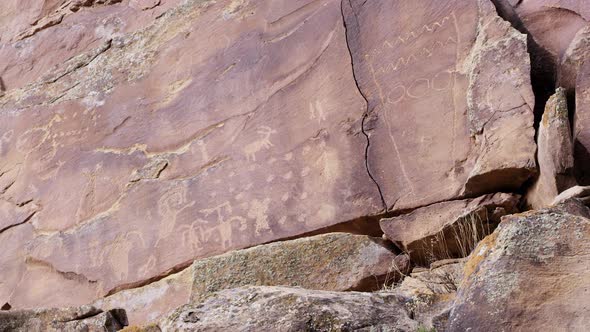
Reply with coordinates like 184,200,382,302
526,88,576,209
575,61,590,184
343,0,536,211
380,193,520,264
0,0,380,309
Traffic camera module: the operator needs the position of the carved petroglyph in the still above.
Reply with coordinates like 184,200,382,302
247,198,271,236
91,231,147,282
371,37,457,75
156,185,195,247
385,69,456,104
309,100,326,123
243,126,276,161
364,15,453,60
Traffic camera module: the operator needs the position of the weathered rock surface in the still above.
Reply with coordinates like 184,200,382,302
396,259,465,331
160,286,418,332
575,61,590,184
190,233,409,303
343,0,536,211
552,186,590,207
526,88,576,209
448,200,590,331
494,0,590,89
0,0,382,308
380,193,520,264
0,0,541,314
0,305,127,332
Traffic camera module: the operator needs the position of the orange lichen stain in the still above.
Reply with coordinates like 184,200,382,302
463,231,498,279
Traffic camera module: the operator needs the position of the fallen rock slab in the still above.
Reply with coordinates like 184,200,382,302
526,88,576,209
380,193,520,264
0,305,127,332
190,232,409,303
161,286,418,332
448,199,590,331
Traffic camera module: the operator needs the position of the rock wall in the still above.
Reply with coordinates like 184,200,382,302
1,0,589,331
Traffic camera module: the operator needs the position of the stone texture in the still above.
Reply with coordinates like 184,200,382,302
0,305,128,332
448,200,590,331
343,0,536,211
0,0,382,308
575,61,590,184
380,193,520,264
160,286,418,332
189,233,409,303
552,186,590,207
396,259,465,331
526,88,576,209
93,267,192,326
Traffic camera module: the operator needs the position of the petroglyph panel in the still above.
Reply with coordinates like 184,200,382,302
343,0,535,210
0,0,382,309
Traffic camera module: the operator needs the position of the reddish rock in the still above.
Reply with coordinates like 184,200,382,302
575,61,590,184
343,0,536,211
0,0,381,308
494,0,590,89
526,88,576,209
552,185,590,207
448,200,590,331
380,193,520,265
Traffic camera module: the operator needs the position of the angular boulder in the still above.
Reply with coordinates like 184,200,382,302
343,0,536,211
160,286,418,332
526,88,576,209
190,233,409,303
575,61,590,184
380,193,520,264
448,200,590,331
493,0,590,89
0,305,127,332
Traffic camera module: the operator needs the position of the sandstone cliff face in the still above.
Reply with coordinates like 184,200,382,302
1,0,589,331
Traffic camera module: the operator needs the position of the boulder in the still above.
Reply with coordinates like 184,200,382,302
380,193,520,265
0,305,127,332
160,286,418,332
343,0,536,211
93,267,192,326
575,61,590,184
493,0,590,89
190,233,409,303
0,0,382,308
552,185,590,207
448,200,590,331
526,88,576,209
396,259,465,331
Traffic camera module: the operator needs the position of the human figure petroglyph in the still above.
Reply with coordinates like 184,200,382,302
91,231,147,282
155,186,195,247
309,100,326,123
199,201,247,248
243,126,276,161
